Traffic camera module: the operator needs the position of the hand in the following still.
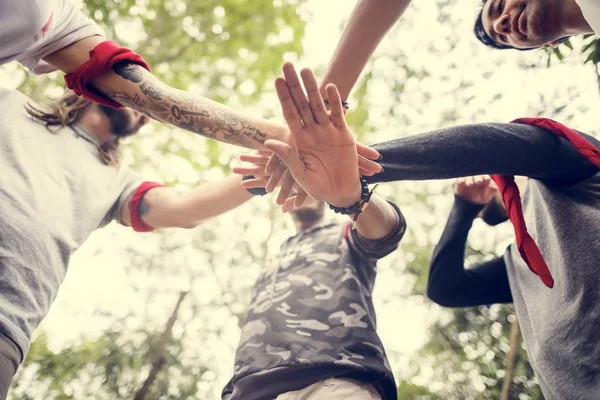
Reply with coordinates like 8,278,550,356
263,139,381,190
259,62,366,209
235,151,308,211
455,176,498,205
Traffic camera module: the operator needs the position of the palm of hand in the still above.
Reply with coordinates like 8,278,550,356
292,129,360,203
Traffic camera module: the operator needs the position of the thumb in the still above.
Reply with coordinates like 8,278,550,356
264,139,306,178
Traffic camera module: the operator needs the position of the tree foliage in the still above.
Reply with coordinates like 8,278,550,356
4,0,600,399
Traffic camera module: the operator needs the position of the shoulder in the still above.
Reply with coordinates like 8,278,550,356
576,0,600,33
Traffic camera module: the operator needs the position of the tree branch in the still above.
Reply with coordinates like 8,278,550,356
134,291,189,400
500,316,521,400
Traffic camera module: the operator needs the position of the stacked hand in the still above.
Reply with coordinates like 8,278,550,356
234,62,381,211
454,176,498,205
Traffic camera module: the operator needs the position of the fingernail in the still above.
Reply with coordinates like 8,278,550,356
378,154,384,160
380,166,385,173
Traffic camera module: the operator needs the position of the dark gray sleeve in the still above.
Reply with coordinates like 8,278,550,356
347,201,406,260
366,123,600,187
427,197,513,307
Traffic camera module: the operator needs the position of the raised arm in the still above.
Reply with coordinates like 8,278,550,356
368,123,600,187
320,0,411,100
427,177,513,307
44,36,288,150
121,175,255,230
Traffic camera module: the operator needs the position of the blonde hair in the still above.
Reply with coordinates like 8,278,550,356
26,90,121,166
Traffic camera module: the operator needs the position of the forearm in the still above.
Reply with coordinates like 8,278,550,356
429,197,484,291
92,64,287,149
367,123,600,186
44,37,288,150
139,175,254,229
427,198,513,307
320,0,411,99
353,193,402,240
178,175,254,225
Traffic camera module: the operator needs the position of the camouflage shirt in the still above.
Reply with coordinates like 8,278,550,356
223,204,405,400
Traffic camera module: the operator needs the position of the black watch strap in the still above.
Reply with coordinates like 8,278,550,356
242,175,267,196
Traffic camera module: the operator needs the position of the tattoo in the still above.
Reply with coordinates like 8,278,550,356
171,105,210,120
140,83,163,101
113,61,143,83
95,84,147,114
139,197,151,217
96,63,271,148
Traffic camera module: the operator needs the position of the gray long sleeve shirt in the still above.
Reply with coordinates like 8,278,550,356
367,122,600,399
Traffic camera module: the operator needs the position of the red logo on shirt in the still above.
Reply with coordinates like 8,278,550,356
34,12,54,41
41,13,54,36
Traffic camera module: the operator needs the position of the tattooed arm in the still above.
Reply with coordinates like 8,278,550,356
43,36,288,150
121,175,254,229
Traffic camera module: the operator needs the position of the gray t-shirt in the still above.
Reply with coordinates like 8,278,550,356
0,88,141,359
0,0,103,74
505,173,600,400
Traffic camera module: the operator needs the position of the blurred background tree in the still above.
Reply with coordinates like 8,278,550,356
2,0,600,399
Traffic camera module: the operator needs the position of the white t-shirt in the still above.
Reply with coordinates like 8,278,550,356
0,88,142,359
0,0,103,74
577,0,600,36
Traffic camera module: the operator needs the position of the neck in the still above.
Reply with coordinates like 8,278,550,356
294,219,323,232
560,0,594,35
76,106,114,143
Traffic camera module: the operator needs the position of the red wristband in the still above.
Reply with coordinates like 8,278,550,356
64,41,150,109
129,182,164,232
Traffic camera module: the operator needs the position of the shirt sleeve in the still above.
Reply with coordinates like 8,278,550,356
426,197,513,307
18,0,104,74
104,167,144,226
346,201,406,260
367,123,600,188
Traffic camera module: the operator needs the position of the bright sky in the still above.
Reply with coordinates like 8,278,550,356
3,0,600,398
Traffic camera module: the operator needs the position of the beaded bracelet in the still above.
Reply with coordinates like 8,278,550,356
327,177,378,228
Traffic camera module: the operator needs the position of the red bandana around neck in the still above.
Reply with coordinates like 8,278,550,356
490,118,600,288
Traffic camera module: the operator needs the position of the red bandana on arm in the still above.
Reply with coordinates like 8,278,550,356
129,182,165,232
490,117,600,288
65,41,150,109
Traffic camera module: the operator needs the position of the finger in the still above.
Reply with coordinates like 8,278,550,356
264,139,307,186
358,155,382,174
325,83,347,129
277,170,296,205
359,167,376,176
275,77,304,133
294,190,308,208
240,177,269,188
266,159,286,193
239,154,270,165
265,154,280,175
282,196,298,213
282,62,316,127
356,142,381,161
257,150,272,157
300,68,328,125
232,165,268,176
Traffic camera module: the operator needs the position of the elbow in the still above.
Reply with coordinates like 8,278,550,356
426,268,458,307
174,219,201,229
426,286,454,307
